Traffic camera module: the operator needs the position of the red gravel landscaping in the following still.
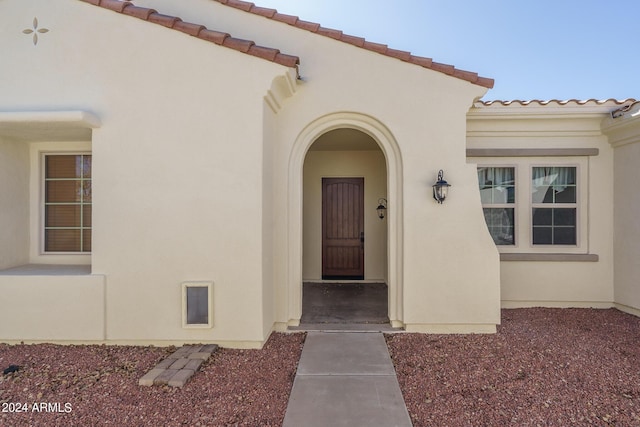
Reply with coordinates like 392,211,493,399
387,308,640,426
2,309,639,426
0,332,305,426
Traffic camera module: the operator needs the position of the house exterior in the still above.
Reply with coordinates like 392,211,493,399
0,0,638,348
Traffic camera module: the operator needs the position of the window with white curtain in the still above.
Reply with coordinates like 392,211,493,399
475,159,587,253
531,166,577,245
478,166,516,245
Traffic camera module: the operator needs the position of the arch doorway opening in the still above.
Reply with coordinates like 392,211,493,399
301,128,389,324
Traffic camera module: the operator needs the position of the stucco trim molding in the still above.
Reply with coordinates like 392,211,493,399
0,110,100,127
0,110,100,142
264,69,298,114
287,111,404,325
467,148,599,157
602,113,640,148
500,253,599,262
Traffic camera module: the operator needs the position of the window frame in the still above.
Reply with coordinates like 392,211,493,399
477,164,518,247
475,157,588,254
529,164,580,248
39,150,93,256
182,281,214,329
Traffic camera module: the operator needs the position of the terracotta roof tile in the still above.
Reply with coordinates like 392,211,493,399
295,20,321,32
340,34,365,48
272,13,298,26
453,69,478,82
147,12,181,28
248,44,278,61
385,47,412,62
362,41,388,54
78,0,299,71
223,0,253,12
273,53,300,68
429,62,455,75
224,36,254,53
475,77,495,89
213,0,494,88
173,21,205,37
316,27,343,40
122,5,156,20
250,6,277,18
198,29,230,45
100,0,131,12
79,0,490,87
410,56,433,68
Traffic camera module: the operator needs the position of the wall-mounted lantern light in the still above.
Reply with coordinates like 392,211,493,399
376,198,387,219
432,170,451,204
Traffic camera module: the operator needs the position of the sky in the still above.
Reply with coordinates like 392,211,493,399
255,0,639,101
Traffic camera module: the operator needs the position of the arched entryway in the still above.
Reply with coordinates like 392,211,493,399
287,112,404,327
302,129,387,323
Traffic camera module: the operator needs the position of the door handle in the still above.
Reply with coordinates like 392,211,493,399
360,231,364,248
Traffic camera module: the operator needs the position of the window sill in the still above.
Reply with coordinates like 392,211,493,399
0,264,91,276
500,253,599,262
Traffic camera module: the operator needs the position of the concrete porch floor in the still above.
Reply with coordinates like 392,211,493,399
299,282,390,325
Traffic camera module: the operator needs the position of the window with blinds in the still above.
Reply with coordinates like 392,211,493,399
44,154,92,252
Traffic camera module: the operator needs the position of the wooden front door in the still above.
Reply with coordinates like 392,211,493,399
322,177,364,279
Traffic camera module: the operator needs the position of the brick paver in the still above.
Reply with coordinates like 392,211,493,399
185,359,204,371
168,369,196,387
169,358,190,370
138,368,166,386
139,344,218,388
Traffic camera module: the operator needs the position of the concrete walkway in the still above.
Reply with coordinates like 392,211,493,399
283,332,412,427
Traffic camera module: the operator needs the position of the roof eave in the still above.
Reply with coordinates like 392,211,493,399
214,0,494,88
78,0,300,71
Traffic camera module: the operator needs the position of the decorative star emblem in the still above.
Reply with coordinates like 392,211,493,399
23,17,49,45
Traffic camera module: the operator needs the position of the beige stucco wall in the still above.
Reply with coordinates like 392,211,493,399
0,0,630,348
210,3,496,331
604,113,640,315
0,272,105,341
0,0,294,347
136,0,502,332
303,146,387,281
467,104,616,308
612,142,640,313
0,0,520,345
0,136,29,269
